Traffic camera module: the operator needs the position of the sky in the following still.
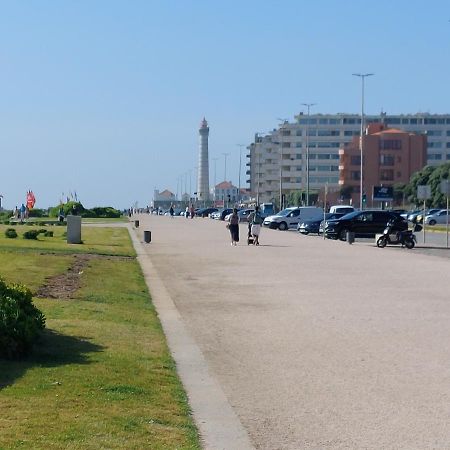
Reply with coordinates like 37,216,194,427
1,0,450,209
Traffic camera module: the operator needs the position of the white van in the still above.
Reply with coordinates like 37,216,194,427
329,205,355,215
263,207,323,231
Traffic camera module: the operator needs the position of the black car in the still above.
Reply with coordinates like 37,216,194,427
195,207,218,218
324,210,408,241
297,213,345,235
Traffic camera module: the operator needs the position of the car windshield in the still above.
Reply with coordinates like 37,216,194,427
277,208,294,216
334,210,360,220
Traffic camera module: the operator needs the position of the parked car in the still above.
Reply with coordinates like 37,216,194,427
424,209,450,225
224,208,254,222
298,213,345,235
195,207,218,218
415,209,442,224
324,210,408,240
263,207,323,231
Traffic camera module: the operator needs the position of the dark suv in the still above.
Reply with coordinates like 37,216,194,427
324,210,408,241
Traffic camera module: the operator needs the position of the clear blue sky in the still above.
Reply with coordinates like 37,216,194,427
1,0,449,209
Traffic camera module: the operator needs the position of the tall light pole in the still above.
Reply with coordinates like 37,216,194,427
212,157,218,201
301,103,316,206
222,152,230,182
237,144,245,204
352,73,374,210
277,118,289,210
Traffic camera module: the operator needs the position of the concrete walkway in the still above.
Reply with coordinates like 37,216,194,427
131,214,450,449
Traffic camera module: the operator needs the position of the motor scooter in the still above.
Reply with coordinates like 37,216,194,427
376,220,421,249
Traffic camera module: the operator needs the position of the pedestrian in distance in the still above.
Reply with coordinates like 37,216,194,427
190,204,195,219
227,208,240,246
185,206,189,218
169,204,174,218
248,205,263,245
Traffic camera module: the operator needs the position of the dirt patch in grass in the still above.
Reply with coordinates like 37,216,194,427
36,254,133,299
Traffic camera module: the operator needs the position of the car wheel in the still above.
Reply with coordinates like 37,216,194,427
339,228,349,241
404,238,415,249
429,219,436,226
278,222,287,231
376,236,387,248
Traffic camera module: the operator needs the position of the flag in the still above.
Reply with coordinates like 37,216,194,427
26,190,36,209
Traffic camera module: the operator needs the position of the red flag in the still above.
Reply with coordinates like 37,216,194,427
26,190,36,209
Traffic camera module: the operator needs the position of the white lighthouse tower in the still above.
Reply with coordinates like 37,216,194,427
197,117,210,202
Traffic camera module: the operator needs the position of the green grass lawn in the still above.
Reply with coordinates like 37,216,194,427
0,225,135,257
0,227,200,450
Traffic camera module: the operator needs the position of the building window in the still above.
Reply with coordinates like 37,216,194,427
410,118,418,124
309,154,317,159
282,142,291,148
319,118,328,124
329,119,339,124
447,154,450,160
380,170,394,181
401,119,409,124
296,166,302,171
281,129,291,136
428,154,442,160
396,171,402,178
296,130,302,136
379,139,402,150
385,118,401,125
424,118,436,124
296,154,302,159
428,142,442,148
296,177,302,183
318,154,331,160
426,130,442,136
343,118,356,124
318,130,339,136
350,155,361,165
330,154,339,160
380,155,395,166
350,171,361,180
447,142,450,148
299,118,308,124
295,142,302,148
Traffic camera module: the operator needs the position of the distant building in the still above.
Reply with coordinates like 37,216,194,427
152,189,176,210
213,181,239,206
339,123,427,207
247,113,450,204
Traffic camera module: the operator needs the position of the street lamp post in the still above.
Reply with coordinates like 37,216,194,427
277,118,289,210
237,144,245,205
222,152,230,182
212,157,218,202
301,103,316,206
352,73,374,210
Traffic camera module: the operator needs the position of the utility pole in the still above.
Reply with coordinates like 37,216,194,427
277,118,289,210
352,73,374,210
222,152,230,182
237,144,245,204
301,103,316,206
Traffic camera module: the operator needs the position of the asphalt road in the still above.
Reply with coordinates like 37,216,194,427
136,214,450,449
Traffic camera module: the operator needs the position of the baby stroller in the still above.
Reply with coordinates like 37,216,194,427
247,222,254,245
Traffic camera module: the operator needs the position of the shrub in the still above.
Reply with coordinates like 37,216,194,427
5,228,18,239
38,228,48,234
3,220,11,225
23,230,39,240
44,231,54,237
28,208,47,218
0,278,46,358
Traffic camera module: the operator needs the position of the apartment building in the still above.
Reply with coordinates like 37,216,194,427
247,113,450,204
339,124,427,207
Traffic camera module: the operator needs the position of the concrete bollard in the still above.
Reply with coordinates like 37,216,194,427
67,215,82,244
144,230,151,243
134,220,139,228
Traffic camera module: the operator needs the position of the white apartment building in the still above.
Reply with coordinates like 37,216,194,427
247,113,450,204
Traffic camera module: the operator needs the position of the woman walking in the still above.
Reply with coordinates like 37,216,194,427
228,208,240,246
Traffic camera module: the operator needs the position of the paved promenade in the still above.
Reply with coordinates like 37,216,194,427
132,214,450,449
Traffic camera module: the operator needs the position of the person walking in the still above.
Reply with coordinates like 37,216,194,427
190,204,195,219
185,206,189,218
169,204,174,218
248,205,263,245
227,208,240,246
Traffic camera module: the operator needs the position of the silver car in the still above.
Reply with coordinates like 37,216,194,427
424,209,450,225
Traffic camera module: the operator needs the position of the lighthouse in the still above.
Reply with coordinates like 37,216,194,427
197,118,210,202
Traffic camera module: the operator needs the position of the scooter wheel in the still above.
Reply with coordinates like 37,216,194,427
376,236,387,248
404,239,415,249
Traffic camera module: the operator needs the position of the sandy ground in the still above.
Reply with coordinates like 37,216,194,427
134,214,450,449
